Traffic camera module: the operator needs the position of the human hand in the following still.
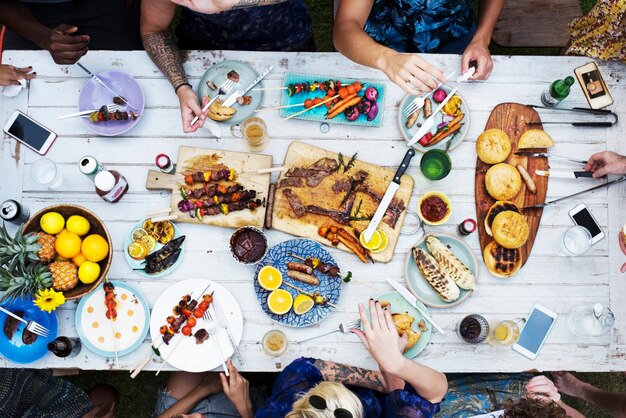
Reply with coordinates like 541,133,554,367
525,375,561,404
220,358,253,415
351,300,405,375
40,24,89,65
169,0,237,14
0,65,36,86
584,151,626,177
378,51,445,95
82,401,115,418
196,373,223,397
177,85,207,133
461,38,493,80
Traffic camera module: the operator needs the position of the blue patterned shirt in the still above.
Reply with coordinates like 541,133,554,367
364,0,474,53
256,357,441,418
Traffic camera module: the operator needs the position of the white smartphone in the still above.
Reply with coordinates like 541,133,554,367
574,62,613,109
3,110,57,155
512,304,557,360
569,203,605,245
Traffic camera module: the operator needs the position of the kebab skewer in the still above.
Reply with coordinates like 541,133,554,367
103,281,119,367
287,253,379,291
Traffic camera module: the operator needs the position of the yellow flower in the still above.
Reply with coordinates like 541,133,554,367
33,288,65,313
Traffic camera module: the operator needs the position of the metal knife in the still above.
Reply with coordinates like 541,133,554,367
213,301,245,365
513,151,588,165
407,87,458,146
362,148,416,242
386,279,444,334
223,65,273,107
76,62,139,110
522,176,626,210
535,169,594,179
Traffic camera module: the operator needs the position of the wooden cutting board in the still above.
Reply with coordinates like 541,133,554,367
475,103,548,273
272,141,414,263
145,146,272,229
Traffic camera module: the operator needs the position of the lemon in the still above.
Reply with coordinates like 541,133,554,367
128,242,148,260
132,228,148,242
72,253,87,267
495,324,510,342
82,234,109,262
267,289,293,315
140,235,157,252
370,230,388,253
359,230,382,250
55,231,82,258
40,212,65,235
78,261,101,284
293,294,314,315
66,215,90,236
258,266,283,291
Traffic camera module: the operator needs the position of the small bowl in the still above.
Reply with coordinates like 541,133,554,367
417,191,452,225
229,226,268,265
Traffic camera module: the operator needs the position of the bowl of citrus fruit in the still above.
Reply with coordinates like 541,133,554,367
22,204,112,300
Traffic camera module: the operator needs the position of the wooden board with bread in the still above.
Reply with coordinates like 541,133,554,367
474,103,550,278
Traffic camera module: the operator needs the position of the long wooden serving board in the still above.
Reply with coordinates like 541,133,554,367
146,146,272,228
272,141,414,263
475,103,548,274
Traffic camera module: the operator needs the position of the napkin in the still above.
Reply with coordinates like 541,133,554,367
202,118,221,138
2,78,26,97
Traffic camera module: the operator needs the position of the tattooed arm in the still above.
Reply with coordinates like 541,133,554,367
313,359,387,392
169,0,287,14
140,0,206,133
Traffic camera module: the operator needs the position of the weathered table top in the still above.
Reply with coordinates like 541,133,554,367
1,50,625,372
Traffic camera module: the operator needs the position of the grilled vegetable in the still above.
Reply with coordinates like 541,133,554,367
412,247,460,302
143,249,181,274
144,236,185,264
425,235,477,290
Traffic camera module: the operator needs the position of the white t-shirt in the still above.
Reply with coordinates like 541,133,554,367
468,411,505,418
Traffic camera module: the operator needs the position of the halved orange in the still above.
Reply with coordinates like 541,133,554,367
267,289,293,315
258,266,283,291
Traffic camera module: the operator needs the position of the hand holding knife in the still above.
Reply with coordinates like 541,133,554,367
76,62,139,110
386,279,444,334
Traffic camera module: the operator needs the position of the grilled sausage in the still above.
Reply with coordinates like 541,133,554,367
287,270,320,286
265,183,276,229
516,165,536,194
286,262,313,275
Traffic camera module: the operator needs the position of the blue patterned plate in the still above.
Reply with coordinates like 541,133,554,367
254,239,342,327
279,72,385,127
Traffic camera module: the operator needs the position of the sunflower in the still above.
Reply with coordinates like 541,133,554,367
33,288,65,313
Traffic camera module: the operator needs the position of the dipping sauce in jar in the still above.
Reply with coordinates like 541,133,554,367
420,196,449,223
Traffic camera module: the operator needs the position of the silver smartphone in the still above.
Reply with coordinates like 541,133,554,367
3,110,57,155
569,203,605,245
512,303,558,360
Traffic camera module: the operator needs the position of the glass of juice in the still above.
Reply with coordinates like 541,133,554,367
262,329,288,369
488,318,526,346
231,116,270,152
456,314,489,344
420,149,452,180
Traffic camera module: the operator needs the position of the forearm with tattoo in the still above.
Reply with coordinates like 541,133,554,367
314,359,386,392
141,31,188,91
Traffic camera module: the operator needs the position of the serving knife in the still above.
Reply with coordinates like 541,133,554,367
407,87,458,146
534,169,594,179
386,278,444,334
522,176,626,210
362,148,416,242
76,62,139,110
514,151,588,165
213,301,245,365
223,66,273,107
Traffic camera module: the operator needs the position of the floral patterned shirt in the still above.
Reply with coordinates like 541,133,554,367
364,0,474,53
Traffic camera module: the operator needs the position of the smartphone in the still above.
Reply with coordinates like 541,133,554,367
512,304,557,360
574,62,613,109
3,111,57,155
569,203,605,245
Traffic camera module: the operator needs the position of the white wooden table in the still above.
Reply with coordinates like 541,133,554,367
1,51,625,373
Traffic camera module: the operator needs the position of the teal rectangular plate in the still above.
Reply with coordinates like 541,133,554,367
279,72,385,127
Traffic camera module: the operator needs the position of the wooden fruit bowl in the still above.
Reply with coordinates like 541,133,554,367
24,204,112,300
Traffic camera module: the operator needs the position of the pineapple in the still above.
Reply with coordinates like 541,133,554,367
49,261,78,291
0,262,52,302
0,223,41,271
36,233,56,263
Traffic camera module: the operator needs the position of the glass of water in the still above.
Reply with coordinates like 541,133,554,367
555,225,592,256
30,158,63,189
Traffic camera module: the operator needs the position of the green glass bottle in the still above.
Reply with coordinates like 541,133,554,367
541,76,575,107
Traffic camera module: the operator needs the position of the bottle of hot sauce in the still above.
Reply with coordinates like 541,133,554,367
78,156,129,203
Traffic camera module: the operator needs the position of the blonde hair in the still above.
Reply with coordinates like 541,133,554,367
286,382,364,418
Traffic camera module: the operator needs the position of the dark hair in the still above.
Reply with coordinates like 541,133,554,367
502,398,567,418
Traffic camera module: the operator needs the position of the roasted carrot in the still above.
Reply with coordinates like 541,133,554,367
326,95,360,119
445,113,464,129
426,122,463,147
336,234,368,263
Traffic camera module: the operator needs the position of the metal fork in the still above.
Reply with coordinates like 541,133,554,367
203,309,229,376
295,319,360,344
191,79,236,126
402,71,455,117
0,306,49,337
58,103,125,120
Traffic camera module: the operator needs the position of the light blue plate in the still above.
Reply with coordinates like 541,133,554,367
75,281,150,357
254,239,342,327
124,220,184,278
365,291,432,358
279,72,385,127
398,86,470,153
198,60,263,125
0,297,58,364
405,234,477,308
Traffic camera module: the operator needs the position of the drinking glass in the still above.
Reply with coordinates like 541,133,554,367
456,314,489,344
420,149,452,180
31,158,63,189
231,117,269,152
262,329,288,369
488,317,526,346
554,226,592,256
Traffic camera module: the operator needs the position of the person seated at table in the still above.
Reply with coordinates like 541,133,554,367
0,368,118,418
0,0,143,65
140,0,314,134
585,151,626,177
0,64,36,86
333,0,505,94
552,371,626,418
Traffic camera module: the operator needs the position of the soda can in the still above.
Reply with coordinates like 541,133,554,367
0,199,30,225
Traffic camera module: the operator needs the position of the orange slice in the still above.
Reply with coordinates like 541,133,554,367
258,266,283,291
267,289,293,315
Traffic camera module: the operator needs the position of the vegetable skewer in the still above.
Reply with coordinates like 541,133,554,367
280,95,339,122
282,282,337,308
